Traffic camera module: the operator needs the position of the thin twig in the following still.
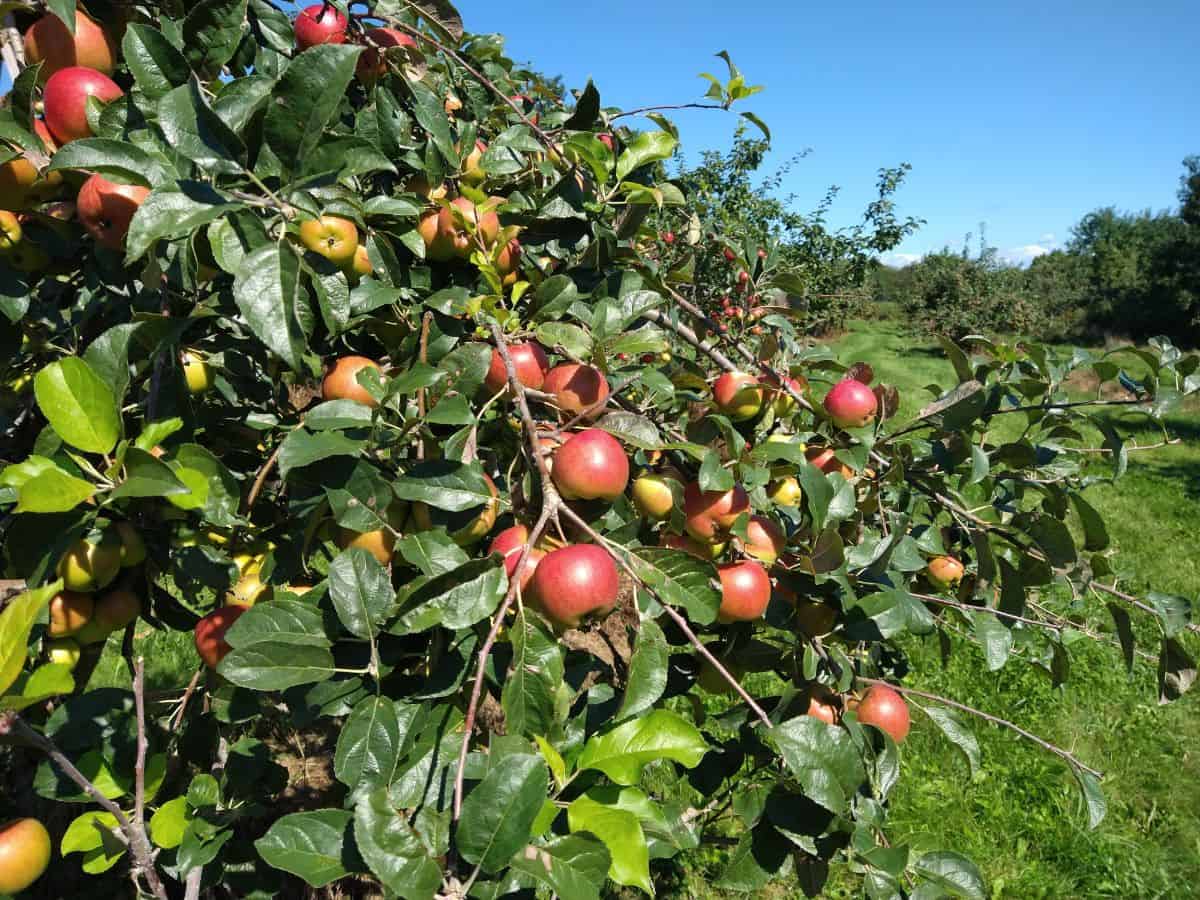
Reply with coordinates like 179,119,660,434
859,677,1103,780
243,441,284,513
133,658,148,831
611,102,726,120
170,666,204,732
417,311,433,460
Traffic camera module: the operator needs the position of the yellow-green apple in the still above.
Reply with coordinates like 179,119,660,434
299,215,358,267
661,532,726,560
181,349,212,395
0,211,22,252
632,474,676,520
712,371,764,421
57,534,121,592
767,476,802,507
46,637,81,669
460,140,486,185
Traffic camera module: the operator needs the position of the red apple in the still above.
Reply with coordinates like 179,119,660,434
806,686,839,725
927,556,964,591
597,132,614,152
76,174,150,250
194,605,246,669
294,3,348,49
488,524,545,592
543,363,609,418
530,544,620,628
856,684,910,742
743,515,785,565
23,10,116,81
805,446,852,478
717,560,771,623
485,342,549,394
356,27,417,81
683,481,749,542
42,66,123,145
322,355,381,407
823,378,879,429
712,371,764,421
551,428,629,501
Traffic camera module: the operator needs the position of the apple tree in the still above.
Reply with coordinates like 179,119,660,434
1,1,1198,898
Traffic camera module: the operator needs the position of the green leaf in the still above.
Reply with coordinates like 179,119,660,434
1068,493,1109,552
303,399,375,431
171,444,241,526
391,557,507,633
157,80,247,175
255,809,355,888
396,530,469,576
769,715,867,815
629,548,720,625
1072,767,1107,830
278,428,363,478
535,322,593,359
353,786,442,900
122,24,190,100
233,242,309,372
0,662,75,710
502,610,564,738
567,795,652,894
920,706,980,776
596,411,662,451
224,599,331,649
973,612,1012,671
182,0,249,76
796,463,836,531
615,130,678,181
263,44,363,173
1028,516,1077,568
125,183,242,263
149,797,191,849
911,850,987,900
34,358,120,454
392,460,494,512
328,547,394,640
217,642,337,691
618,618,668,720
60,811,126,874
47,138,166,187
14,465,95,513
458,753,548,873
109,446,190,499
508,833,610,900
335,696,403,794
577,709,708,785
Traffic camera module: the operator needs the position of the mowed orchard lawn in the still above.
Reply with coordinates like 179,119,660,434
87,318,1200,898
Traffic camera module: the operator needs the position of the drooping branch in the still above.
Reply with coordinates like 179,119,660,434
858,677,1103,780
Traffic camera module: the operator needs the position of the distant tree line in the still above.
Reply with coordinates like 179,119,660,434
872,157,1200,346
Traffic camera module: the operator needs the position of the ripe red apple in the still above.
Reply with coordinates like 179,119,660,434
0,818,51,895
823,378,879,429
543,363,609,417
551,428,629,501
743,515,785,565
596,132,614,152
48,590,94,637
683,481,749,542
927,556,964,591
712,371,764,421
42,66,123,144
322,355,381,407
805,446,852,478
856,684,910,743
77,174,150,250
194,605,246,669
806,686,839,725
419,197,499,260
631,474,676,520
488,524,545,592
485,342,549,394
294,3,348,49
530,544,620,628
356,27,416,81
23,10,116,80
717,560,771,623
298,215,358,267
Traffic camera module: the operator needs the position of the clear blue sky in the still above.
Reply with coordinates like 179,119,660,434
460,0,1200,265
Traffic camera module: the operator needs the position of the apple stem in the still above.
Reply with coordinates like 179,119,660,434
859,677,1104,780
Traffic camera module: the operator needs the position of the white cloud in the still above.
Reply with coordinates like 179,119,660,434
998,244,1052,266
879,252,923,268
1038,232,1056,244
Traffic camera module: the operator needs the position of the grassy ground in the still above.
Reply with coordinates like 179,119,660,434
81,318,1200,898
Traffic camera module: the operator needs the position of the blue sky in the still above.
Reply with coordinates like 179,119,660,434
459,0,1200,265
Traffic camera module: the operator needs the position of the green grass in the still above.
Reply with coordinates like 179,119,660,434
82,319,1200,898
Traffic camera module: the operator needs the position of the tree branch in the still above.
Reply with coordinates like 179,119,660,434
858,677,1103,780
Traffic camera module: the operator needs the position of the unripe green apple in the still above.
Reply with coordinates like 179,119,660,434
116,521,145,567
46,637,81,669
57,534,121,592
